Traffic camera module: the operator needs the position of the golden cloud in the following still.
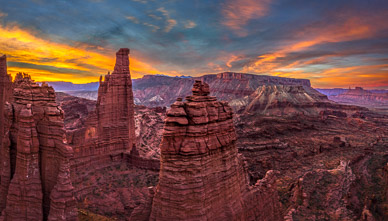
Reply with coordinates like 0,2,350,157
0,24,170,83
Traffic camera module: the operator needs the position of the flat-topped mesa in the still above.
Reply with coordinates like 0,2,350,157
150,81,282,220
96,48,136,153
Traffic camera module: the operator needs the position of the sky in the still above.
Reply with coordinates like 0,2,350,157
0,0,387,88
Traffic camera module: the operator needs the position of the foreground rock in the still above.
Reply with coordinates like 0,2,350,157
150,80,283,220
0,73,77,220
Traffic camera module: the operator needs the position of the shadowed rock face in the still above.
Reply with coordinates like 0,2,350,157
150,81,282,221
0,73,77,220
96,48,136,153
0,55,12,186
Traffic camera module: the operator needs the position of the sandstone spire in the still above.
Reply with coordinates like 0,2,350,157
96,48,136,153
150,80,248,220
0,74,78,220
149,80,283,220
2,104,44,220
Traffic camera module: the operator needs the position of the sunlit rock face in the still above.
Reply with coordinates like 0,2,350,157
65,48,137,171
150,80,282,221
0,73,77,220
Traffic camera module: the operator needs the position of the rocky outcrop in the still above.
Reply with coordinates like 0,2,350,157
96,48,136,153
0,73,77,220
150,80,282,220
285,161,357,220
64,48,137,172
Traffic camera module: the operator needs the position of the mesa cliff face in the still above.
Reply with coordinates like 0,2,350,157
150,80,282,220
132,72,316,109
0,73,77,220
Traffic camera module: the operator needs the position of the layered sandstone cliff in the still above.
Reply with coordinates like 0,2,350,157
0,73,77,220
132,72,317,108
150,80,282,220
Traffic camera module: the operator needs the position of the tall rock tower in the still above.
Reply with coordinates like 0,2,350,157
149,80,283,220
96,48,136,153
0,55,12,175
0,74,78,220
150,80,249,220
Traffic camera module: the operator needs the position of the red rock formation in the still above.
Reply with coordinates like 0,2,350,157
96,48,135,153
0,73,77,220
0,55,13,206
285,161,357,220
150,80,282,220
2,104,43,220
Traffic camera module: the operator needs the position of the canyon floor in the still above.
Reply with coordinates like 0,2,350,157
57,90,388,220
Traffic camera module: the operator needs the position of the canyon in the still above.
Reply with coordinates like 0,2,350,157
1,49,387,220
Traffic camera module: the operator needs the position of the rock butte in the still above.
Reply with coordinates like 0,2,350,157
0,72,77,220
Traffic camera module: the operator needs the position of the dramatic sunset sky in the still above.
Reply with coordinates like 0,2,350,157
0,0,387,88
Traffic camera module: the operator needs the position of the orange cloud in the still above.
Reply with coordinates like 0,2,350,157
222,0,271,36
0,24,170,83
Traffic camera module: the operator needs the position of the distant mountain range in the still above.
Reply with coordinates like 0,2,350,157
317,88,387,96
45,81,99,91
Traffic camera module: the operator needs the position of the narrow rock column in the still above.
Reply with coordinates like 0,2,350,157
2,104,43,220
96,48,136,153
